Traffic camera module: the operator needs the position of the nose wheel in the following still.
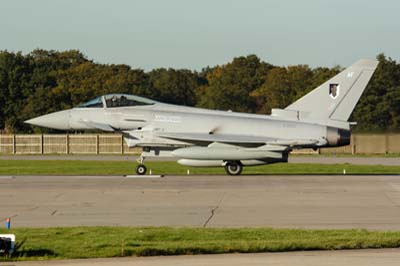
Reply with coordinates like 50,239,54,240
136,154,147,175
224,161,243,175
136,164,147,175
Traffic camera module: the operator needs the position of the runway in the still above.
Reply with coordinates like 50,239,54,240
7,249,400,266
1,174,400,229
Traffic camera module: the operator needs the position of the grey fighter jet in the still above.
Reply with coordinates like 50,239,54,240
25,59,378,175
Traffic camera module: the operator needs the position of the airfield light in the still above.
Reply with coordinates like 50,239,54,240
5,218,10,230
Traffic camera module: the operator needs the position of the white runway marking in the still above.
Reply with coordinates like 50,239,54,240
0,176,15,179
124,175,164,178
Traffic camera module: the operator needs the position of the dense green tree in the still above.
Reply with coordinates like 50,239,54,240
251,65,314,113
148,68,206,106
0,49,90,132
0,51,33,132
196,55,273,112
351,54,400,131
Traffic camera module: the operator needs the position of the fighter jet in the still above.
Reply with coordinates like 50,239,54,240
25,59,378,175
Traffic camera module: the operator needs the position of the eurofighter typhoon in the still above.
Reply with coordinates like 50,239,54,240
26,59,378,175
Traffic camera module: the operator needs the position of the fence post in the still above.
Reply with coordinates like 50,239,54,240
40,134,44,154
66,134,69,154
121,134,124,155
385,134,389,154
96,134,99,155
12,134,16,154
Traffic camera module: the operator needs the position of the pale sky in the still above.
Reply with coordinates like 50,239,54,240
1,0,399,70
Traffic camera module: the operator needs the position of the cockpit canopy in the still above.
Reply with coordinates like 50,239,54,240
104,94,156,108
76,94,156,108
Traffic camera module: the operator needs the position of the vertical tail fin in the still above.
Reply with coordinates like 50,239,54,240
285,59,378,121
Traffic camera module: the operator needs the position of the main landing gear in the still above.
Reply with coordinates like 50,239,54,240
224,161,243,176
136,156,147,175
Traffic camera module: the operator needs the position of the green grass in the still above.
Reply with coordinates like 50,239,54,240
0,160,399,175
1,227,400,261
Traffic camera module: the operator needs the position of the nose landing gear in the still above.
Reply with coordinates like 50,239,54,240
136,164,147,175
136,155,147,175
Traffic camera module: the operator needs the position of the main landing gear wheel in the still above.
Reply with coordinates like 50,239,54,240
136,164,147,175
224,161,243,175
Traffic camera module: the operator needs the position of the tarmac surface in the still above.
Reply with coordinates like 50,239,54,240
1,174,400,229
5,249,400,266
0,154,399,165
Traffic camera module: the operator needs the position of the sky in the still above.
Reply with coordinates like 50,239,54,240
0,0,399,70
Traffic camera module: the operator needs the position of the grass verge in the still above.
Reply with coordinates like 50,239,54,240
1,227,400,261
0,160,399,175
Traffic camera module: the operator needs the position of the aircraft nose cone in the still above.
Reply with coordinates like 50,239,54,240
25,110,71,130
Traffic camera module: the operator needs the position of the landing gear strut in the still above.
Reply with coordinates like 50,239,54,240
224,161,243,175
136,155,147,175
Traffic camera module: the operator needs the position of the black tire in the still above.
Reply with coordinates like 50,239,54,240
224,161,243,175
136,164,147,175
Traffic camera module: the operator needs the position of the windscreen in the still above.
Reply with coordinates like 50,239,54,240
76,97,103,108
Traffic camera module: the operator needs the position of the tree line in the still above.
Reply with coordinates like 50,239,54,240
0,49,399,133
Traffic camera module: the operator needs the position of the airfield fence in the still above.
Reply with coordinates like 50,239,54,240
0,134,141,155
0,133,399,155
